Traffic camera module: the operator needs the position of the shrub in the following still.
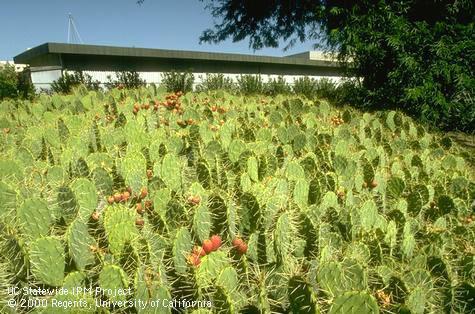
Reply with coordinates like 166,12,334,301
195,73,235,92
237,74,264,95
0,64,36,100
106,71,146,89
17,67,35,99
314,78,339,101
0,63,18,100
292,77,317,99
264,76,291,96
322,1,475,132
161,70,194,93
51,71,100,94
332,79,365,106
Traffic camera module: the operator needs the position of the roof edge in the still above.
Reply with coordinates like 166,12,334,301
14,42,340,67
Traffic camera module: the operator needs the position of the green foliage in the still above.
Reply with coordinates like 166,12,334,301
51,70,101,94
16,198,52,240
0,63,19,99
199,0,475,131
29,237,65,286
196,73,235,92
292,77,342,101
0,87,474,313
236,74,264,95
264,76,291,96
106,70,146,89
16,67,36,99
292,76,318,99
329,291,379,314
161,70,194,93
326,1,475,132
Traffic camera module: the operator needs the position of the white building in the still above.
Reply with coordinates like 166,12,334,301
14,42,345,90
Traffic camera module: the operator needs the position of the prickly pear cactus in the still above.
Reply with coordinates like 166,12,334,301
103,204,139,255
16,198,52,240
29,237,65,286
329,291,379,314
0,88,473,313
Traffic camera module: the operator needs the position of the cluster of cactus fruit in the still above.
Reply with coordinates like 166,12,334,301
0,84,474,313
188,235,248,268
133,91,184,116
187,235,223,266
330,115,344,126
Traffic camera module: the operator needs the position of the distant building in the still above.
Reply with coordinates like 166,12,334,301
14,42,345,90
0,61,27,73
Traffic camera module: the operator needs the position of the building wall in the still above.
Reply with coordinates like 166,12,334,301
78,70,345,88
31,69,62,90
30,68,345,91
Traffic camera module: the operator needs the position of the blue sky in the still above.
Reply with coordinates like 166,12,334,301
0,0,316,60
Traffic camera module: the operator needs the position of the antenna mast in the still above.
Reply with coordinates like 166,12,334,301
67,13,83,44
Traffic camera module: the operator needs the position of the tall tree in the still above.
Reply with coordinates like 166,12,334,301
138,0,474,131
199,0,475,131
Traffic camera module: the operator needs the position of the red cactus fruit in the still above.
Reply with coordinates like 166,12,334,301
210,235,222,251
136,203,144,215
91,211,100,221
232,238,244,248
202,239,214,254
140,187,148,199
122,191,130,201
237,242,248,255
113,193,122,203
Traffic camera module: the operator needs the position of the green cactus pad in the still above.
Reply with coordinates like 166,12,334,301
29,237,65,286
196,250,231,289
121,150,147,193
308,178,322,205
387,177,405,199
0,182,18,220
317,259,367,297
274,212,295,261
71,178,98,219
407,191,423,216
98,264,129,302
216,266,239,295
329,291,379,314
193,205,212,243
406,287,428,314
247,156,259,182
285,161,305,181
92,167,113,195
172,227,193,275
228,139,246,163
103,205,139,256
134,266,172,314
57,185,79,224
66,219,96,271
17,197,52,240
294,179,309,210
